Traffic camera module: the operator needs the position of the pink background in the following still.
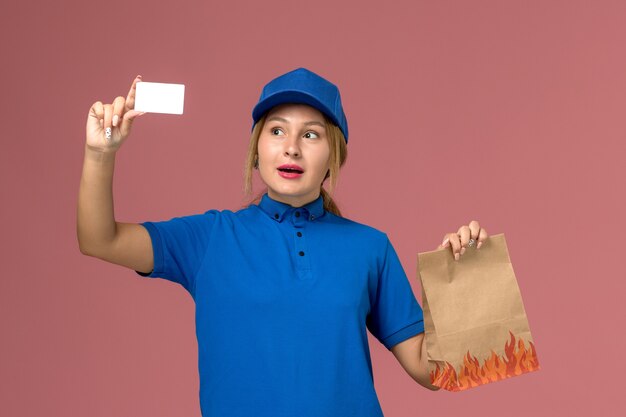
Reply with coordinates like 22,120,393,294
2,0,624,415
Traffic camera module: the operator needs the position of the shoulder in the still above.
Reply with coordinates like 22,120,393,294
152,206,252,229
197,204,266,226
200,204,256,218
324,211,386,234
323,211,390,246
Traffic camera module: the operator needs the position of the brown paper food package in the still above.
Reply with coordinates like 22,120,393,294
417,233,540,392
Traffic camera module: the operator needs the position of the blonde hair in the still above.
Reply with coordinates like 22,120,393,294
242,111,348,216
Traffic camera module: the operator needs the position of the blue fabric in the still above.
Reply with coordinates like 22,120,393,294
136,192,424,416
251,67,350,142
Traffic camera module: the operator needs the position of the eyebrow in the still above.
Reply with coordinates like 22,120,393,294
266,116,326,129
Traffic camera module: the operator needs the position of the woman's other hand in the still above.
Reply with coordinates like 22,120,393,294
437,220,489,261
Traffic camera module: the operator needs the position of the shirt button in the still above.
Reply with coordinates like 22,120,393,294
297,232,302,237
274,213,279,219
299,251,305,256
295,211,300,217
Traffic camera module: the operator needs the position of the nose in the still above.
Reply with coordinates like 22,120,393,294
283,136,301,158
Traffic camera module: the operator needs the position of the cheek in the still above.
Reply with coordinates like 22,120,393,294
318,147,331,168
256,139,271,160
257,136,280,155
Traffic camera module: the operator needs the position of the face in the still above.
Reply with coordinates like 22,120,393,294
257,103,331,207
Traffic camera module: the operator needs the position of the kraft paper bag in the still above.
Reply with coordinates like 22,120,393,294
417,233,540,392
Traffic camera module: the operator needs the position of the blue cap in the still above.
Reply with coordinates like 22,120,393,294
251,67,349,143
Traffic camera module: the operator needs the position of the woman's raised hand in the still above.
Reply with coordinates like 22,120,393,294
85,75,146,153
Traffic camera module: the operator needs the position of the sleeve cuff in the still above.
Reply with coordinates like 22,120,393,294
382,320,425,350
134,222,164,278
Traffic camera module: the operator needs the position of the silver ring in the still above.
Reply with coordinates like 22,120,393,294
468,239,476,247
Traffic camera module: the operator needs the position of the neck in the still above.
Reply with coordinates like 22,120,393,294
267,189,321,208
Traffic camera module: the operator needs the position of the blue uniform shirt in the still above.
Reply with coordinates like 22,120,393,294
136,192,424,416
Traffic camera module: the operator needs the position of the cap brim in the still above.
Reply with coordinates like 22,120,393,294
252,90,340,130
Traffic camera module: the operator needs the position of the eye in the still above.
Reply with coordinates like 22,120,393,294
304,131,319,139
271,127,284,136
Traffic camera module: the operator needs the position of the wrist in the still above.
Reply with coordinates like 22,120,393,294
84,143,117,162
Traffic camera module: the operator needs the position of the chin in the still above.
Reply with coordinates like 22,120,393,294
272,188,307,197
269,185,316,198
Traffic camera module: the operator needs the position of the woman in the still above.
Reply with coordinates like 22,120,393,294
78,67,489,416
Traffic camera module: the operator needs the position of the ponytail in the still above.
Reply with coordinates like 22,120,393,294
320,187,341,216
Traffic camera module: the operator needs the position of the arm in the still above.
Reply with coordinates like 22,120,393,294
390,332,440,391
76,144,153,274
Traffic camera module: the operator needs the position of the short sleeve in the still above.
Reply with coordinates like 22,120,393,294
366,235,425,350
134,210,218,295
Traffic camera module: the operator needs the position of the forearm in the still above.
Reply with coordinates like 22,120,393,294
76,144,118,255
417,335,440,391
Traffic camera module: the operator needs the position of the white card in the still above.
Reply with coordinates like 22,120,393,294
135,81,185,115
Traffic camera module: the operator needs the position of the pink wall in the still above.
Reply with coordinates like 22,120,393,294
2,0,624,415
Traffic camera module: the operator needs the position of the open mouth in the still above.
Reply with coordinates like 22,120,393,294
277,168,304,174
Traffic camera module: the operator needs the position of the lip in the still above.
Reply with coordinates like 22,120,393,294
277,164,304,179
278,164,304,172
278,170,303,179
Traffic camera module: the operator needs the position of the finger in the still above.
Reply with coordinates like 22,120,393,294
468,220,481,241
125,75,142,112
447,233,462,261
457,225,470,256
111,96,125,127
477,227,488,249
103,103,113,138
439,235,450,250
89,101,104,127
123,109,146,120
119,109,146,137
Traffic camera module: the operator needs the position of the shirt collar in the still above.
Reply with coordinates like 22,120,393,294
258,192,325,222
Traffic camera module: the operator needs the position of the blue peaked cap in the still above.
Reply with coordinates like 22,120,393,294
251,67,349,143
